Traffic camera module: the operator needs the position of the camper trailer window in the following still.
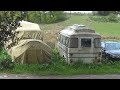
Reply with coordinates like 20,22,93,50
81,38,91,47
69,38,78,48
62,36,66,45
60,35,62,43
94,38,101,48
65,37,69,46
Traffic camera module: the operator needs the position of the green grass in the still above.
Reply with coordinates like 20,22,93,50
93,22,120,36
2,59,120,76
1,48,120,76
41,15,120,37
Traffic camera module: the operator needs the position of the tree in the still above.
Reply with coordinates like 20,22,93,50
97,11,110,16
108,13,118,22
97,11,117,16
27,11,67,24
0,11,26,47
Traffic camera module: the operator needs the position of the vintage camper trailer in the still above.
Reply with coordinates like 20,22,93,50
57,24,102,64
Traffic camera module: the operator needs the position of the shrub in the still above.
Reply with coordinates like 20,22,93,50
0,59,15,70
0,48,14,70
27,11,68,24
51,48,66,64
108,13,118,22
89,16,109,22
89,15,119,23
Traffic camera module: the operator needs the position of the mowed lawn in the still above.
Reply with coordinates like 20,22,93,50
41,15,120,37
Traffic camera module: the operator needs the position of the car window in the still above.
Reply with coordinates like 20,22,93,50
101,42,105,48
105,43,120,50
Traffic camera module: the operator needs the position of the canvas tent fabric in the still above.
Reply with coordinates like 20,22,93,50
15,21,43,42
6,21,51,64
9,39,52,64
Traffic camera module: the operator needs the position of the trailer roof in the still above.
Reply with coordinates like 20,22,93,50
60,24,100,36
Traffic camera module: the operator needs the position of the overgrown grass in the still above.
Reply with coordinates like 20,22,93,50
1,48,120,75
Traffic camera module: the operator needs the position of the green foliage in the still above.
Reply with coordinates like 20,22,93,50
51,48,61,62
89,16,109,22
27,11,41,23
90,11,118,23
0,48,11,60
89,15,118,23
0,48,14,70
0,11,26,46
27,11,68,24
51,48,67,66
108,13,118,22
97,11,110,16
96,11,117,16
0,59,15,70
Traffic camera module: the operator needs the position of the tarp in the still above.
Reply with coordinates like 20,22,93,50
15,20,43,42
9,39,51,64
5,21,52,64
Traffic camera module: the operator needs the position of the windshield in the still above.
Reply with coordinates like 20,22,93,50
105,43,120,50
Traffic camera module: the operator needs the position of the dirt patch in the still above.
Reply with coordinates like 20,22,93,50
102,36,120,40
43,30,60,48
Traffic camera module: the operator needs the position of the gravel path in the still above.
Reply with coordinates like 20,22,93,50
0,74,120,79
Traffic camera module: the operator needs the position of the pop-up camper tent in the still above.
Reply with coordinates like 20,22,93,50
5,21,52,64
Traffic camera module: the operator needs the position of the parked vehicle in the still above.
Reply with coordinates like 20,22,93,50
101,41,120,60
56,24,102,64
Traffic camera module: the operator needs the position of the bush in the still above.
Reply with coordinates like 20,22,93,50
108,13,118,22
90,16,106,22
27,11,68,24
89,14,119,23
0,48,14,70
0,59,15,70
51,48,66,64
